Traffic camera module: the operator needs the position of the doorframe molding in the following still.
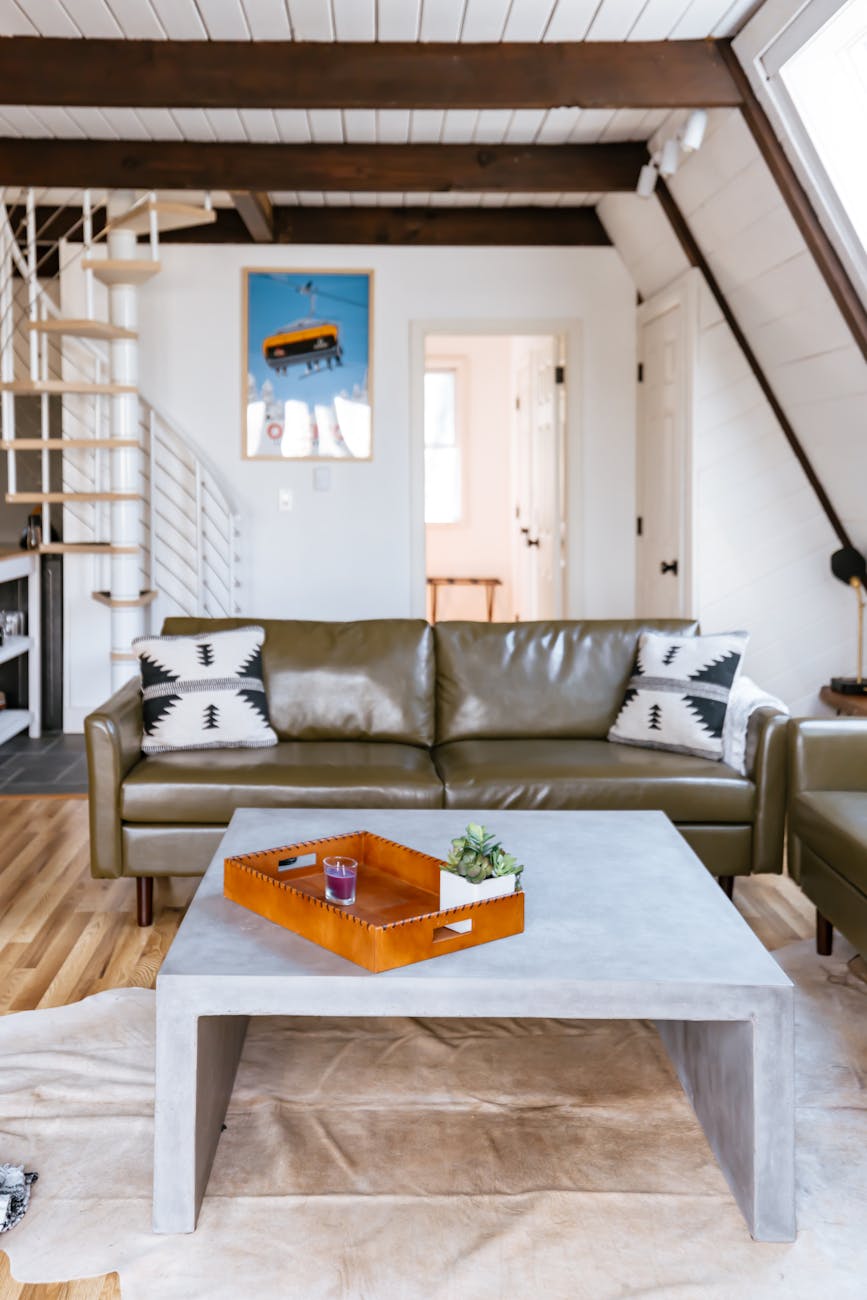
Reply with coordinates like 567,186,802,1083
409,318,577,621
636,268,701,620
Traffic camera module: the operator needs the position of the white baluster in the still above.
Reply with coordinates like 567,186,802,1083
26,190,38,383
148,191,159,261
0,206,16,494
83,189,95,320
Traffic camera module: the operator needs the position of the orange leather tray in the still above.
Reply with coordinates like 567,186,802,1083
223,830,524,973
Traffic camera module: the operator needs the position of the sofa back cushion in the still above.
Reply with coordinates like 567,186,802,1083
161,618,435,746
434,619,699,743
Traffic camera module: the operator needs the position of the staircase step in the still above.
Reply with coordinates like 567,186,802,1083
0,438,140,450
0,380,137,396
7,491,141,504
111,200,218,236
81,258,161,286
93,589,157,609
26,318,137,341
39,542,138,555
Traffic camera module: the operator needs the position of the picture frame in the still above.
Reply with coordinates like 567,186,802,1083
242,267,373,461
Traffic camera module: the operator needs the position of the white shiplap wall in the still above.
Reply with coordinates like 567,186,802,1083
599,108,867,715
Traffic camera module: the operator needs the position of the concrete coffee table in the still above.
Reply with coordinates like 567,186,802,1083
153,808,795,1241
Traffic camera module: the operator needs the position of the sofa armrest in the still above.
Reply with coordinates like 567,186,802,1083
789,718,867,795
84,677,143,879
749,707,788,874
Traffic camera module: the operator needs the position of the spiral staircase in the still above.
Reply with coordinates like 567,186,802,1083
0,189,241,699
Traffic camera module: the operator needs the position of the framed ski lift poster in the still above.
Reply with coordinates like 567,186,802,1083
242,268,373,460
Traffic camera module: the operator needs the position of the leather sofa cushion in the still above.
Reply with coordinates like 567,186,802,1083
791,792,867,886
434,738,754,821
122,741,443,822
434,619,699,743
161,617,435,746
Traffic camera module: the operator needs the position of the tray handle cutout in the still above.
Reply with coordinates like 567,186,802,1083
433,918,474,941
428,908,479,949
277,853,318,872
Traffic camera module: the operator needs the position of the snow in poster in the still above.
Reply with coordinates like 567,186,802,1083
243,269,372,460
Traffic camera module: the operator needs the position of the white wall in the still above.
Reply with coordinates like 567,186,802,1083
600,108,867,715
137,243,635,623
424,334,516,622
59,242,635,725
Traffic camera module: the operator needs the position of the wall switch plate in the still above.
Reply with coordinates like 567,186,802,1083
278,488,293,512
313,467,331,492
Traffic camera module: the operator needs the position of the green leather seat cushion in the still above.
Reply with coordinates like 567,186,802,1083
434,738,754,820
791,791,867,888
121,741,443,822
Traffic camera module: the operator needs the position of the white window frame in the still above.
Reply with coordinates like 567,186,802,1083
734,0,867,306
423,354,469,529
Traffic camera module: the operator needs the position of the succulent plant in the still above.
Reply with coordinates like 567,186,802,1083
444,822,523,889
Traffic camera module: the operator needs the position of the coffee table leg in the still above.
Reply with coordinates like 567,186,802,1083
656,997,795,1242
153,1004,249,1233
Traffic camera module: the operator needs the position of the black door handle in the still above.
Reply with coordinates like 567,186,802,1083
660,559,679,575
527,537,540,548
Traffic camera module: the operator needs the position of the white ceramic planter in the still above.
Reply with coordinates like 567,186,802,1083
439,870,517,933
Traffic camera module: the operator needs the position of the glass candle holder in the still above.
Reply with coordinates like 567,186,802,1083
323,856,358,906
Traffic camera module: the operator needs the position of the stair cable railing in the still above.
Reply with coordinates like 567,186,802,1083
0,187,241,631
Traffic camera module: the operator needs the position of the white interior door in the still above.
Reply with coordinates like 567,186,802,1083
512,338,563,620
636,281,694,618
513,359,535,619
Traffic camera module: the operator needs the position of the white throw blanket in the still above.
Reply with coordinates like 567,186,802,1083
722,674,788,774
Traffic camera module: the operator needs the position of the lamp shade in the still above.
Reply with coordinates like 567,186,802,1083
831,546,867,585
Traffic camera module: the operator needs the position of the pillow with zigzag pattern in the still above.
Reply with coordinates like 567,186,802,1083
133,625,277,754
607,630,748,762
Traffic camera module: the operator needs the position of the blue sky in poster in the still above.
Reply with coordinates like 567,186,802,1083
246,271,370,406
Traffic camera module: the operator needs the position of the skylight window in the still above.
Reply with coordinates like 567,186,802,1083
762,0,867,288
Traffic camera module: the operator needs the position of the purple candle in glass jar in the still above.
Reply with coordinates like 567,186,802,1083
324,856,358,905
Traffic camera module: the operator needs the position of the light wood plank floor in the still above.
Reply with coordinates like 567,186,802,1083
0,795,816,1299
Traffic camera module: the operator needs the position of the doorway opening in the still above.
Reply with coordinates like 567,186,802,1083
422,332,566,624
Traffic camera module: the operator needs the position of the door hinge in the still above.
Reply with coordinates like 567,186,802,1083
515,395,521,411
555,364,565,385
636,515,643,537
637,362,644,383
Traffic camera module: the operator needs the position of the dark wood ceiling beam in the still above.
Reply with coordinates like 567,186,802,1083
31,203,609,246
720,43,867,365
656,178,853,552
229,191,274,242
0,39,741,110
161,205,611,246
0,139,646,192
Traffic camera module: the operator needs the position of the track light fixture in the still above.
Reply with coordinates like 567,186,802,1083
636,162,658,198
659,138,681,178
681,109,708,153
635,108,709,198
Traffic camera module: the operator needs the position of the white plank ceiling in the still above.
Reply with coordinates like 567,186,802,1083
0,1,760,209
0,103,671,144
0,0,762,42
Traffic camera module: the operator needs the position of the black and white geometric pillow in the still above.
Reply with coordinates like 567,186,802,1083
133,625,278,754
608,631,748,762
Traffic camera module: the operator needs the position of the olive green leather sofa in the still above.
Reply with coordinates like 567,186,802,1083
85,617,788,924
788,718,867,958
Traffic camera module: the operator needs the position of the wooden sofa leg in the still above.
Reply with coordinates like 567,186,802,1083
136,877,154,927
816,911,834,957
717,875,735,901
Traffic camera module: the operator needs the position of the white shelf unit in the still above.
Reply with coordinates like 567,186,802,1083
0,551,41,741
